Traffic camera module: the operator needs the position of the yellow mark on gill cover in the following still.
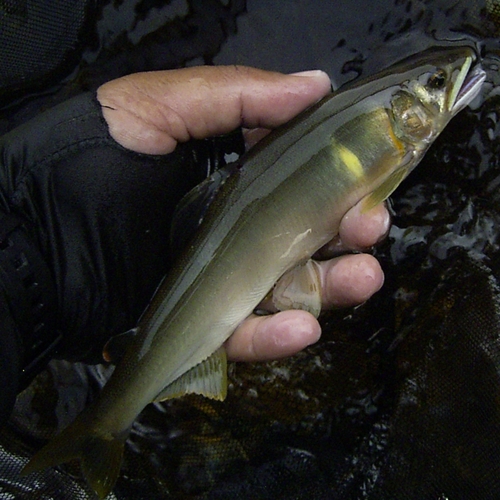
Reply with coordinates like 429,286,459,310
387,121,406,158
338,144,364,179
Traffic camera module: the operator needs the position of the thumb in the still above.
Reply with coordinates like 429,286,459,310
97,65,331,155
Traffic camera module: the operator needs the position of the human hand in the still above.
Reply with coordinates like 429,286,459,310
97,65,389,363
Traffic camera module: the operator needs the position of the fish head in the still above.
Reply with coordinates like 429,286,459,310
389,46,486,146
357,47,486,213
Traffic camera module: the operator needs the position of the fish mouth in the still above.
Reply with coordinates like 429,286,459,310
450,64,486,113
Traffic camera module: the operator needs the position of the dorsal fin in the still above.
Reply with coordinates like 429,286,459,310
170,164,239,255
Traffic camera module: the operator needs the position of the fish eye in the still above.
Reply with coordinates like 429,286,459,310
427,69,447,89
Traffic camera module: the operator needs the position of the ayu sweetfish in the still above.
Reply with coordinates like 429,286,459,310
22,46,485,498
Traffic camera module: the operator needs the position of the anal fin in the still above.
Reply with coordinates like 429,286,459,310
154,347,227,402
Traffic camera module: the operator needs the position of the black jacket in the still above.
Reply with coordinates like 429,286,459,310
0,91,238,424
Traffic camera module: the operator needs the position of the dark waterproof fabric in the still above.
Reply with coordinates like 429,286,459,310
0,92,205,363
0,90,243,418
0,0,499,499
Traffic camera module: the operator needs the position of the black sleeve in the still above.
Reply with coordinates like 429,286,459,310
0,92,218,398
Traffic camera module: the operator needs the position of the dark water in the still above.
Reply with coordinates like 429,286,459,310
1,1,500,499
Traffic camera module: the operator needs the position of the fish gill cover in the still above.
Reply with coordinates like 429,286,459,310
1,0,500,499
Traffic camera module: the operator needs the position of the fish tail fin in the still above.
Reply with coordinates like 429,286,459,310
21,415,127,499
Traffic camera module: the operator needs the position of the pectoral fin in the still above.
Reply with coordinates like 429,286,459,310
272,259,322,318
153,347,228,402
361,166,410,212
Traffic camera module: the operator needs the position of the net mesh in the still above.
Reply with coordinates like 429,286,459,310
0,0,91,104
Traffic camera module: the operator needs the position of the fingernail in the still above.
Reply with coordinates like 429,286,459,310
290,69,328,78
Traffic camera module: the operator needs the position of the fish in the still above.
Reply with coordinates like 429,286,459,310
21,46,485,498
